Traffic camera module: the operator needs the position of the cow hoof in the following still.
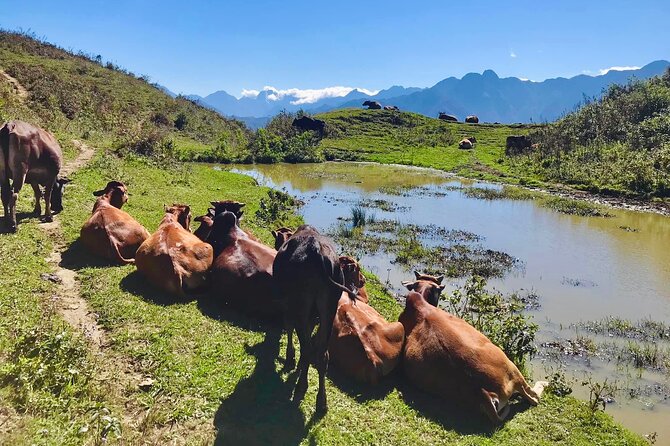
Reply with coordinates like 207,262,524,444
9,225,17,233
41,215,53,223
315,401,328,416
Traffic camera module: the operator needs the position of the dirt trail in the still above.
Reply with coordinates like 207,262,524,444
0,69,28,100
41,139,106,349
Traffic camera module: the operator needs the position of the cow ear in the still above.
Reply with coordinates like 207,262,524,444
435,275,444,285
59,177,72,185
401,280,415,290
438,284,446,292
271,230,277,238
92,189,105,196
414,270,421,280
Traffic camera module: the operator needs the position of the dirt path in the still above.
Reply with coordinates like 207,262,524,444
0,69,28,100
41,139,106,349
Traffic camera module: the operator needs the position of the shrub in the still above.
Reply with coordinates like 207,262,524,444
255,189,298,226
444,276,538,365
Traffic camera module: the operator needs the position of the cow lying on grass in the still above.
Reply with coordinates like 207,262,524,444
80,181,150,264
329,257,404,384
399,272,547,423
135,204,213,297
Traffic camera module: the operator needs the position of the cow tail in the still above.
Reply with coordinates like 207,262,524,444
319,250,357,302
108,235,135,265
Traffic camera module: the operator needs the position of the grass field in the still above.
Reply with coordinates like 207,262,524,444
0,146,645,444
317,108,542,185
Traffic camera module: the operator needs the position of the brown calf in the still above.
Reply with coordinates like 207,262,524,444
80,181,150,264
135,204,213,297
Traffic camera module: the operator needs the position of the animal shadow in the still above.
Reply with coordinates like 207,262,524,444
60,239,116,270
0,211,40,234
326,365,397,403
119,270,189,306
397,380,530,435
196,292,283,334
213,328,307,446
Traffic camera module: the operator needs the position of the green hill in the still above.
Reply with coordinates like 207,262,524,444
0,31,249,159
316,108,537,182
513,69,670,198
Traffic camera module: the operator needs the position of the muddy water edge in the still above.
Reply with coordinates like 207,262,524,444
230,161,670,441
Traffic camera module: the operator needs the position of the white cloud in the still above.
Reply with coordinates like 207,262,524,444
510,51,517,58
240,89,260,98
237,86,380,104
598,66,641,75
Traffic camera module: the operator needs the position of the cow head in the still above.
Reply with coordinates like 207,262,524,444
166,204,192,230
401,271,445,307
271,227,294,250
210,200,245,220
50,177,71,213
92,180,128,209
193,214,214,241
339,256,365,290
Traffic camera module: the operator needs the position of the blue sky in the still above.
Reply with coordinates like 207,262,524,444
2,1,669,97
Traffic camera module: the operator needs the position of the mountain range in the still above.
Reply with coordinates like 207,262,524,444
183,60,669,128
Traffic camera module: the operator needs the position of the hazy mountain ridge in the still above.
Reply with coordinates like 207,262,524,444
191,61,669,126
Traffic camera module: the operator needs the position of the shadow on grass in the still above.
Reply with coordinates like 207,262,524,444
213,327,307,446
0,211,41,234
60,239,117,270
119,269,188,306
326,365,397,403
396,380,531,436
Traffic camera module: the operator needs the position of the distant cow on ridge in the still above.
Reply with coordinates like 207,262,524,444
438,112,458,122
505,135,532,155
292,116,325,135
466,115,479,123
363,100,382,110
383,105,399,111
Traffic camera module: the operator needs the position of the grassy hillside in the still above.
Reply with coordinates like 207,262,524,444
511,69,670,198
0,148,645,445
0,30,249,160
317,108,538,183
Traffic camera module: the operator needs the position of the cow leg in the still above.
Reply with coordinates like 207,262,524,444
42,180,54,222
292,306,313,404
8,174,25,232
479,388,504,423
284,324,296,370
313,293,339,414
0,178,10,221
31,183,42,217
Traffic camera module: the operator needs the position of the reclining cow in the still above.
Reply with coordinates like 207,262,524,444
399,272,547,423
0,120,68,231
329,257,404,384
135,204,213,297
206,210,280,319
80,181,150,264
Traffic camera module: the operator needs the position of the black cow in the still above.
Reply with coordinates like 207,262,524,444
465,115,479,123
438,112,458,122
292,116,325,135
273,225,358,414
363,100,382,110
505,135,533,155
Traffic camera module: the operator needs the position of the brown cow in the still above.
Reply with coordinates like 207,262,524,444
329,257,404,384
0,120,67,231
207,211,280,318
135,204,213,297
271,227,294,251
80,181,150,264
458,139,474,150
193,214,214,241
273,225,358,414
398,285,547,423
401,270,445,306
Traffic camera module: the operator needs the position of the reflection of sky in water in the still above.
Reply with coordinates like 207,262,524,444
232,161,670,439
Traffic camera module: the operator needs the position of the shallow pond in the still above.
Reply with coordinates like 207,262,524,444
231,161,670,440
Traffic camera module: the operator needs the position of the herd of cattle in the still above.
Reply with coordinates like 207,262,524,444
1,119,547,423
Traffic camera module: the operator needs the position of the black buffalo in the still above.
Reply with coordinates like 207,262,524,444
292,116,325,135
505,135,533,155
438,112,458,122
363,100,382,110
